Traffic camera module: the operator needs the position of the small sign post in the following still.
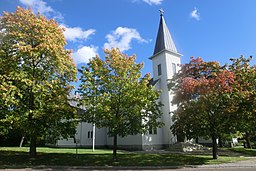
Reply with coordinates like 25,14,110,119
75,139,80,158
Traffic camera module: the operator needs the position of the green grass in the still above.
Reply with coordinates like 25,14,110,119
0,147,247,168
0,147,113,154
227,147,256,156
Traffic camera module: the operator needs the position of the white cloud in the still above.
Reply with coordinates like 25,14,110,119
72,46,98,64
142,0,163,5
104,27,146,52
19,0,34,6
60,24,96,42
190,7,200,21
19,0,63,21
132,0,163,5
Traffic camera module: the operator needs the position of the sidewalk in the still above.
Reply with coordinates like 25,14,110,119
197,157,256,169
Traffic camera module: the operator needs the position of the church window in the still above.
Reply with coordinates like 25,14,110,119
149,126,157,135
149,128,153,134
108,128,112,137
157,64,162,76
153,127,157,134
88,131,93,138
172,63,176,74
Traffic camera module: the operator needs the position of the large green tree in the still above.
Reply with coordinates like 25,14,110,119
170,57,236,159
78,48,163,161
0,7,77,156
229,56,256,148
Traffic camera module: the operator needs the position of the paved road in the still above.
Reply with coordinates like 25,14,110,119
2,168,256,171
2,157,256,171
1,168,256,171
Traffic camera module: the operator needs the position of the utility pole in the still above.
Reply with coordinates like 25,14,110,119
92,76,96,152
92,123,95,151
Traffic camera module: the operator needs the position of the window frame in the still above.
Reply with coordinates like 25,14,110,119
157,64,162,76
172,63,176,74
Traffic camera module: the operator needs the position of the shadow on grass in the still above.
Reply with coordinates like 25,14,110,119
0,150,211,169
227,147,256,157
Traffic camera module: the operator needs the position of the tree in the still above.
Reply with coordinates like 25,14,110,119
229,56,256,148
78,48,163,161
170,57,236,159
0,7,77,156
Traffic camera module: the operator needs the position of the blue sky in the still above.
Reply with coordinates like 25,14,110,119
1,0,256,76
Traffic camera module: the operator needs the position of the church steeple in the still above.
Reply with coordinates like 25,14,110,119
153,9,178,55
149,9,181,147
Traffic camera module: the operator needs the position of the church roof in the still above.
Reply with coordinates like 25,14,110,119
153,9,177,55
148,78,159,86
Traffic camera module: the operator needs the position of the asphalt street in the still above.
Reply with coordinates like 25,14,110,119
1,157,256,171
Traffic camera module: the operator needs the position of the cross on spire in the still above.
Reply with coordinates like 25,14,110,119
159,8,164,16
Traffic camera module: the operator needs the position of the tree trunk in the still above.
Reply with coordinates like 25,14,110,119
112,133,118,161
218,136,223,148
212,134,218,159
29,135,37,157
245,132,252,149
28,89,37,157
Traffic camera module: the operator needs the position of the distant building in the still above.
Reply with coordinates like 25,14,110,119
55,10,181,150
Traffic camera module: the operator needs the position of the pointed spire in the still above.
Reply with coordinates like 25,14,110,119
153,9,177,55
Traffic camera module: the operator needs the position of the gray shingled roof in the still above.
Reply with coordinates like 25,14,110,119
153,13,177,55
148,78,159,86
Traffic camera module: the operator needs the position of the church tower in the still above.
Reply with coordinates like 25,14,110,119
150,9,181,147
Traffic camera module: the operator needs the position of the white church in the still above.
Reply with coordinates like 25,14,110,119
56,10,182,150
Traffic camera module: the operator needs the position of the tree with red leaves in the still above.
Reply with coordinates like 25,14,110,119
170,57,236,159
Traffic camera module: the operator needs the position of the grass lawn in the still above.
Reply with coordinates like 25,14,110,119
226,147,256,156
0,147,247,168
